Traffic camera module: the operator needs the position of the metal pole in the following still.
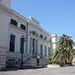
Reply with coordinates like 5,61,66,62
26,22,28,53
20,37,24,69
21,52,23,69
20,22,28,69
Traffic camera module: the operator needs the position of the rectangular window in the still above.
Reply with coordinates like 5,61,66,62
21,24,26,30
36,40,38,55
10,19,18,26
40,34,43,39
44,37,47,40
40,44,43,55
32,39,35,55
9,34,15,52
48,47,50,55
20,38,24,53
30,38,32,53
45,46,47,56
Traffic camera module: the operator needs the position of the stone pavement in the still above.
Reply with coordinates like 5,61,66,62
0,66,75,75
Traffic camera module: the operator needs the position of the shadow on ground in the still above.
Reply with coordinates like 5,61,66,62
0,65,46,72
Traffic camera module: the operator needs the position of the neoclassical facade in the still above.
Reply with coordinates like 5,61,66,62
0,0,51,69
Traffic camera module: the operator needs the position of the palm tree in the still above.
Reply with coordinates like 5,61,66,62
53,34,75,66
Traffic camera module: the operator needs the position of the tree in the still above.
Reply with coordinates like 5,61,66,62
53,34,75,66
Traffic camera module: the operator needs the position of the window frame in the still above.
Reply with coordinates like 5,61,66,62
21,24,26,30
10,19,18,26
9,34,15,52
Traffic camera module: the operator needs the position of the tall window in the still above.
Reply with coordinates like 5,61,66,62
32,39,35,54
30,38,32,53
10,19,18,26
9,34,15,52
36,40,38,55
30,38,38,55
45,46,47,56
40,44,43,55
20,38,24,53
48,47,50,55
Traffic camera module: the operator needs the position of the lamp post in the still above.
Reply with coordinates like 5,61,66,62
36,55,40,66
26,22,29,53
21,50,24,69
20,36,24,69
20,21,29,69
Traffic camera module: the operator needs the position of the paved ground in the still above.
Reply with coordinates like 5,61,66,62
0,66,75,75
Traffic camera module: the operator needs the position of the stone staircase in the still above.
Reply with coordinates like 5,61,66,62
6,52,48,68
6,52,32,68
26,55,48,67
0,52,6,69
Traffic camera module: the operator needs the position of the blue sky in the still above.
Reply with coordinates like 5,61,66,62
12,0,75,40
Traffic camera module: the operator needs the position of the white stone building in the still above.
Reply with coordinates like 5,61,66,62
0,0,51,69
50,34,57,53
50,34,60,53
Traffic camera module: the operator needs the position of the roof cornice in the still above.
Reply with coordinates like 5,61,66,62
0,3,28,23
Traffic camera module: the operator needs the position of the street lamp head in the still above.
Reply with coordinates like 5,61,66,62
37,55,40,59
